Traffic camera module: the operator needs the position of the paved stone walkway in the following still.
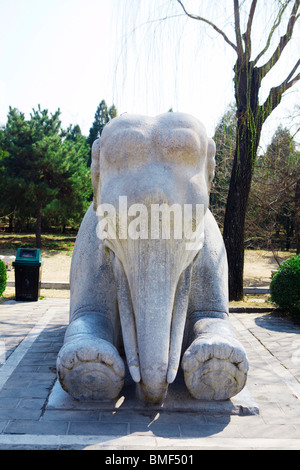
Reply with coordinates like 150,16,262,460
0,298,300,450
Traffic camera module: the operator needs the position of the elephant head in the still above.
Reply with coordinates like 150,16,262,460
91,112,216,403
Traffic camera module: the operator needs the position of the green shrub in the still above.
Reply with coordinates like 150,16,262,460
270,254,300,319
0,260,7,297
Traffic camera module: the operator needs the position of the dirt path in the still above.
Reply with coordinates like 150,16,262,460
243,250,292,286
4,250,72,283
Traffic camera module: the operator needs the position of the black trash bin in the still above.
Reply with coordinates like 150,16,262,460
13,248,42,301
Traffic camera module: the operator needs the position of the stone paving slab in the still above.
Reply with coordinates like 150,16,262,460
0,299,300,450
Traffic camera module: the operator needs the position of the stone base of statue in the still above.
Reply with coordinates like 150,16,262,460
48,367,258,416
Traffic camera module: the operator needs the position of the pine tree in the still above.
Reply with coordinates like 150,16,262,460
86,100,117,166
2,106,91,246
247,126,300,252
44,125,91,231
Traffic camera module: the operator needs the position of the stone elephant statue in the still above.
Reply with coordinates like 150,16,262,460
56,112,249,404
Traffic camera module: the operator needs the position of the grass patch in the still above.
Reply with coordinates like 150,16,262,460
229,294,275,308
1,286,70,302
0,233,76,253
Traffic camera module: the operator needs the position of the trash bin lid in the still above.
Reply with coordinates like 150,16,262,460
13,248,42,266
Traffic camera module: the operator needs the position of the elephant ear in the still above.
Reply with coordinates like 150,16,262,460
206,137,216,191
91,138,101,211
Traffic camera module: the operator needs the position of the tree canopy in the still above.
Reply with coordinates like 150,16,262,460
0,99,118,246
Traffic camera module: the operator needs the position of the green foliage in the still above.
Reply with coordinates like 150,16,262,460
210,103,236,226
210,109,300,252
0,105,92,241
0,99,119,239
247,125,300,251
0,260,7,297
43,126,91,230
86,100,117,166
270,254,300,319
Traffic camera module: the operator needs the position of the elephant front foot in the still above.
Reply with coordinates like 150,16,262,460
181,328,249,401
57,337,125,401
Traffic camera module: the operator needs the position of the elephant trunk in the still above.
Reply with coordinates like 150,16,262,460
134,264,192,404
111,239,193,404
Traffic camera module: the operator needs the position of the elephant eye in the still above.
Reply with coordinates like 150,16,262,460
154,128,201,166
102,129,149,169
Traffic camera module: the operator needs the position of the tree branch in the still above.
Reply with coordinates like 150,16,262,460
258,0,300,78
242,0,257,58
286,71,300,90
261,58,300,122
176,0,238,52
253,1,290,65
285,58,300,84
234,0,244,57
245,0,257,39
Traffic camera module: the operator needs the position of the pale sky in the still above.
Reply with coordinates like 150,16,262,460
1,0,299,149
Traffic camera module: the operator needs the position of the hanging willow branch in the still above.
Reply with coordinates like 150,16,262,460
253,1,291,65
176,0,238,52
233,0,244,57
258,0,300,79
177,0,300,122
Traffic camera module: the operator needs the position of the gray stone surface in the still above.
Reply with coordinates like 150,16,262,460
47,373,258,415
57,112,249,405
1,299,300,449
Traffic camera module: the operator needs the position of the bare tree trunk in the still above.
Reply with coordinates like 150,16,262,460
36,201,42,248
223,116,260,300
8,213,14,232
222,58,262,300
294,181,300,254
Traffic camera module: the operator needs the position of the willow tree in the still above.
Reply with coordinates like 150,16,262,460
177,0,300,299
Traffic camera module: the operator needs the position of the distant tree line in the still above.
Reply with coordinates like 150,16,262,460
0,99,117,247
210,104,300,255
1,98,299,256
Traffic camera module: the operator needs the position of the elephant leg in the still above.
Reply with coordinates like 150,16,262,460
181,313,249,400
57,312,125,400
181,210,249,400
56,204,125,400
